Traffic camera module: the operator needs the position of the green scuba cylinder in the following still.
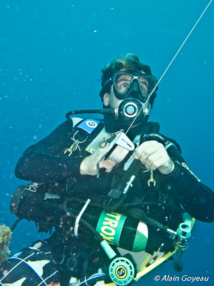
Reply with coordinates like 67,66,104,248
96,210,148,252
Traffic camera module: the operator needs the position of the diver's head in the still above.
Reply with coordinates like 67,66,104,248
100,54,158,133
100,53,158,108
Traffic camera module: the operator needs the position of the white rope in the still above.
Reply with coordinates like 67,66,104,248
74,198,91,237
126,0,213,134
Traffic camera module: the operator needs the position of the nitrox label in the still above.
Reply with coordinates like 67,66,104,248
96,210,126,246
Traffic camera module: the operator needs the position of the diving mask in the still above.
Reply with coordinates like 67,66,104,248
105,71,158,102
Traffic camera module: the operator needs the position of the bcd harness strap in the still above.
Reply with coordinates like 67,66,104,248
64,118,111,156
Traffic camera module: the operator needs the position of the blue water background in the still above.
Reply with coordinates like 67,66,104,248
0,0,213,285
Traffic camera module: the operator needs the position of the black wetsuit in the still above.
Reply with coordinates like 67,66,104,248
1,118,214,286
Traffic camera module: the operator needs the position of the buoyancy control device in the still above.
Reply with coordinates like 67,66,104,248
9,107,194,285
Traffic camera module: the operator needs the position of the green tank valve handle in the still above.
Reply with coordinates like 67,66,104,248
100,239,136,285
174,213,193,249
109,256,135,286
173,213,194,272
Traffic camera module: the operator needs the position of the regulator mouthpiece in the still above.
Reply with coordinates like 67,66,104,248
116,98,148,126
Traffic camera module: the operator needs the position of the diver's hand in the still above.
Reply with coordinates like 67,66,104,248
80,147,117,176
133,140,174,175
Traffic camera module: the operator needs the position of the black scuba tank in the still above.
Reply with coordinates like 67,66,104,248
10,184,149,252
95,210,148,252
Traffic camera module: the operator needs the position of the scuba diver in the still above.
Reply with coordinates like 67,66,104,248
0,53,214,286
